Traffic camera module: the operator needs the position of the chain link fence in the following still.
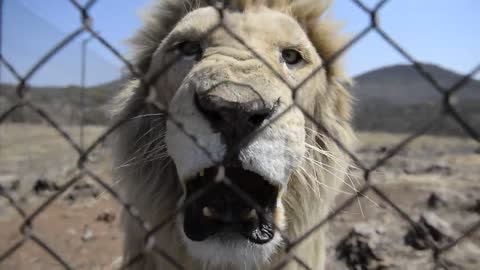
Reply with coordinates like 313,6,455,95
0,0,479,269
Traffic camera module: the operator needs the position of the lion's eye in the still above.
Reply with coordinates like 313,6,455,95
177,41,202,57
281,49,303,65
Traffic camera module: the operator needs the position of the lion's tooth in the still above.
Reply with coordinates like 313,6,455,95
202,207,213,217
199,169,204,177
246,209,257,219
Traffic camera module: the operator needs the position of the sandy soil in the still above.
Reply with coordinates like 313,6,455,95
0,123,479,270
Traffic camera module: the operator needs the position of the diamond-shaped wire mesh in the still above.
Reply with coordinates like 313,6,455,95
0,0,479,269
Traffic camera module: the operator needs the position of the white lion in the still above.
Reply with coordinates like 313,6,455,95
112,0,354,269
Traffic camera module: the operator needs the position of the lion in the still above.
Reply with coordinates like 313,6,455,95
112,0,354,269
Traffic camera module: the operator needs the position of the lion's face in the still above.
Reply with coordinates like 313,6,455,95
145,6,328,268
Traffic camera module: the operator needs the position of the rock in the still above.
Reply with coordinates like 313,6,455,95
352,223,384,245
9,179,20,191
64,181,100,203
404,164,451,175
336,223,391,270
96,210,116,223
64,193,76,203
73,182,100,197
466,199,480,215
404,212,458,250
376,146,388,154
32,178,60,195
0,174,20,191
81,225,95,242
424,164,452,175
423,190,473,210
427,193,448,209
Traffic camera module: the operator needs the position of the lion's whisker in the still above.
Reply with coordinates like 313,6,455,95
129,113,165,120
304,141,354,169
300,154,354,187
301,147,379,209
132,125,156,146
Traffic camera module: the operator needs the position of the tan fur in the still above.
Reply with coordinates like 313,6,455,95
112,1,354,269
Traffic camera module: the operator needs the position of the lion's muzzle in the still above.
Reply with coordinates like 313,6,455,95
194,81,277,149
183,166,279,244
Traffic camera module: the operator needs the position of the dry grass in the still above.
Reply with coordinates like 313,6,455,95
0,123,479,269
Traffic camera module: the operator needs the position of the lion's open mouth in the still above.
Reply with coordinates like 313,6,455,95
183,166,279,245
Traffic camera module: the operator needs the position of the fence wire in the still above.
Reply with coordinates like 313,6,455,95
0,0,479,269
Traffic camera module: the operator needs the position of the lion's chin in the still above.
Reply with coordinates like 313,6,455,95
180,229,283,269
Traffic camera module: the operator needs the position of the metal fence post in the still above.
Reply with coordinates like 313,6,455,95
80,35,95,149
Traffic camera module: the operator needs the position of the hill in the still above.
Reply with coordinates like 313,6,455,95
353,63,480,105
0,79,123,124
351,63,480,135
1,63,479,136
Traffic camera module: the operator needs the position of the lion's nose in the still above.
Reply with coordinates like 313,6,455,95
194,92,274,144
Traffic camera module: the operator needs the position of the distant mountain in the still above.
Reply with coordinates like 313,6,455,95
352,64,480,105
0,79,124,124
352,63,480,134
1,63,478,136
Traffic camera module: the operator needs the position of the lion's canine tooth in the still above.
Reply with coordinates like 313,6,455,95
202,206,213,217
246,209,257,220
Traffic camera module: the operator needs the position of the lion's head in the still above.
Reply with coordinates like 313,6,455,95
114,1,354,269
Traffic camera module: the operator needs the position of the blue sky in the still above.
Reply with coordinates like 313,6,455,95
1,0,479,86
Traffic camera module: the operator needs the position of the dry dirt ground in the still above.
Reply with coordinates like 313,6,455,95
0,123,479,270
